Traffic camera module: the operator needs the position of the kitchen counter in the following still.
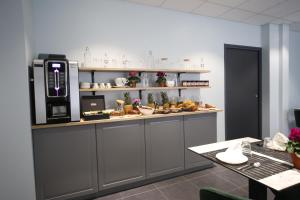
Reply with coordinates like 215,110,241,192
32,109,222,129
33,110,218,200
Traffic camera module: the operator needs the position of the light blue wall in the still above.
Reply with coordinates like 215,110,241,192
0,0,35,199
290,31,300,127
32,0,261,141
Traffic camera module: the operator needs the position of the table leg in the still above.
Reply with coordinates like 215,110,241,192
272,184,300,200
249,179,267,200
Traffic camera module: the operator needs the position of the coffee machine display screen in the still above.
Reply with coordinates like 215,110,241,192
52,63,61,68
46,61,67,97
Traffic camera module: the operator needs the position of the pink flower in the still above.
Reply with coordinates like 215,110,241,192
133,98,141,104
289,128,300,143
129,71,138,77
156,71,167,77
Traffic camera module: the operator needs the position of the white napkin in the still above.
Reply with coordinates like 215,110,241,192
225,142,243,155
267,132,289,151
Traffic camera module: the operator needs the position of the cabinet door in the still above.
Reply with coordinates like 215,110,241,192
145,117,184,178
33,125,98,200
184,113,217,169
97,120,145,189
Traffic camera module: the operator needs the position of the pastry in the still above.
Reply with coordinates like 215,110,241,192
205,104,216,108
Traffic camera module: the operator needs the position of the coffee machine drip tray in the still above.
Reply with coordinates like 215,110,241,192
82,111,110,121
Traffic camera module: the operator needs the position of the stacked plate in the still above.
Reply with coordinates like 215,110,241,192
80,82,90,89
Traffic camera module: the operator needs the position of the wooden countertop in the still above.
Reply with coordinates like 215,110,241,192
32,109,222,130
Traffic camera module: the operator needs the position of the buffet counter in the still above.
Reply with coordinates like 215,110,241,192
32,109,220,200
32,109,222,129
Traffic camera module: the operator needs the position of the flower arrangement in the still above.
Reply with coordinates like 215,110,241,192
287,128,300,169
156,71,167,87
127,71,141,88
287,128,300,156
132,98,141,108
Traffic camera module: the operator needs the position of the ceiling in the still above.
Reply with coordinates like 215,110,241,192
125,0,300,31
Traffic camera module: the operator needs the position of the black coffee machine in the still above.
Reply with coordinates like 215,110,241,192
31,54,80,124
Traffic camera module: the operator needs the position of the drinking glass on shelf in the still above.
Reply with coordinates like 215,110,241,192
121,54,129,67
92,57,101,67
146,50,155,69
141,73,149,87
103,53,110,67
182,58,191,69
200,58,205,68
168,74,178,87
159,57,169,68
83,46,92,67
241,141,252,158
111,58,117,67
170,96,177,107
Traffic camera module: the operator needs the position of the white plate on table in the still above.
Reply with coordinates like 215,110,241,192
216,152,248,165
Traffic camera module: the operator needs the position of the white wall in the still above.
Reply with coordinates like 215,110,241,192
289,31,300,127
262,24,291,137
0,0,36,200
32,0,261,141
23,0,33,65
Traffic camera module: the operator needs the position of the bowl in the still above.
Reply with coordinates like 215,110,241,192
115,78,127,87
167,81,175,87
138,106,154,115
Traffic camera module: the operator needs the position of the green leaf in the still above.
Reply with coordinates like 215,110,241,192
287,146,294,153
293,141,298,146
295,143,300,147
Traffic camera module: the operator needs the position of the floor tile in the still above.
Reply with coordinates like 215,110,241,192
94,192,122,200
216,169,248,187
122,189,166,200
184,169,213,180
159,181,199,200
154,176,187,189
120,184,156,198
191,173,238,192
229,187,248,198
209,164,229,173
94,166,255,200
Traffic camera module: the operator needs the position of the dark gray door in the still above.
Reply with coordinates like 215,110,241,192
33,125,98,200
184,113,216,169
225,44,261,140
96,120,145,189
145,116,184,178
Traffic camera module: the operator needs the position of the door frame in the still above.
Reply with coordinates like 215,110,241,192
224,44,262,140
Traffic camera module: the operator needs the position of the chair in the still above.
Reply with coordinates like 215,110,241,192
200,187,249,200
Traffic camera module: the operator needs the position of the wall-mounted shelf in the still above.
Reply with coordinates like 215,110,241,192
79,67,210,98
79,67,210,73
80,86,210,92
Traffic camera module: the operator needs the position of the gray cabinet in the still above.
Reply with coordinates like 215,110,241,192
96,120,145,189
145,117,184,178
33,125,98,200
184,113,217,169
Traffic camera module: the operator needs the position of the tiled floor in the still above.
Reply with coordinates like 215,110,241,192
95,164,275,200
